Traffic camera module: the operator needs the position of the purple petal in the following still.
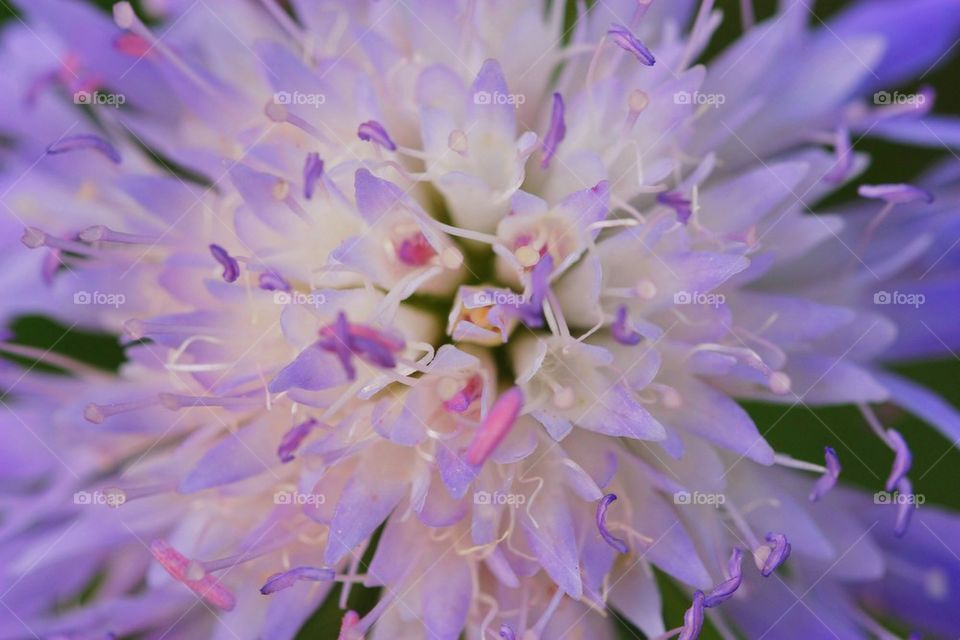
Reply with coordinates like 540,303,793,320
269,347,349,393
596,493,629,554
209,244,239,283
611,305,642,346
259,566,335,595
47,134,122,164
809,446,841,502
540,92,566,169
607,24,655,66
858,183,934,204
357,120,397,151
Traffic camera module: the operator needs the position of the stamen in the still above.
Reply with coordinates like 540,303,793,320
518,253,553,327
464,386,524,466
658,191,693,224
303,152,325,200
259,566,335,594
809,447,841,502
122,319,226,342
740,0,755,31
824,126,853,184
754,532,791,577
540,92,566,169
209,244,240,283
318,312,405,379
692,344,790,394
149,540,236,611
514,246,540,268
442,375,483,413
47,134,121,164
265,103,331,143
611,305,642,346
357,120,397,151
703,547,743,607
0,340,106,378
158,393,262,411
395,232,437,266
858,184,934,205
884,429,912,492
278,418,319,463
258,271,290,292
339,609,362,640
596,493,629,554
678,590,705,640
113,2,215,93
84,397,159,424
894,477,915,538
499,624,517,640
607,24,656,66
79,225,156,245
21,227,97,257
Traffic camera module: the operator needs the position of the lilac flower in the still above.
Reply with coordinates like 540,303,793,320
1,1,960,639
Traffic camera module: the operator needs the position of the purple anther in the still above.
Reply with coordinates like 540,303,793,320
209,244,239,283
596,493,629,554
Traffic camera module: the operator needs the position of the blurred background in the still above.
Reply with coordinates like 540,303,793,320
0,1,957,637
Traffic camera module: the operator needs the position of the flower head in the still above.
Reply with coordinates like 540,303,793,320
2,1,960,639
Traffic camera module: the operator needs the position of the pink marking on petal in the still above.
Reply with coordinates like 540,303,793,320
464,387,524,466
113,32,153,57
395,232,437,266
150,540,236,611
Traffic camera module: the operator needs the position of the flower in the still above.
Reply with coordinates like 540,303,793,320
1,1,960,639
